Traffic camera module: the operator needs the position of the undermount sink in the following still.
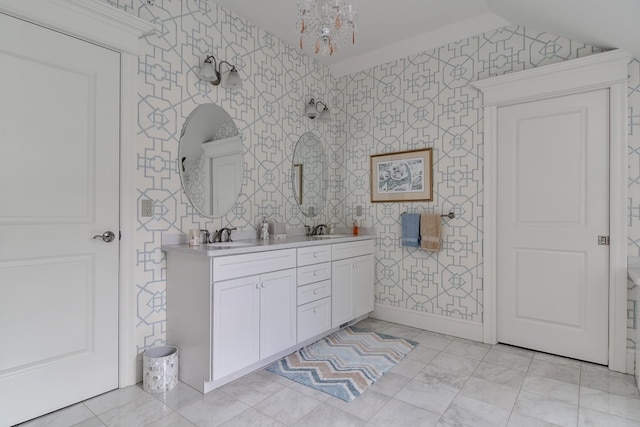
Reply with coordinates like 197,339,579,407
311,234,352,239
206,241,255,248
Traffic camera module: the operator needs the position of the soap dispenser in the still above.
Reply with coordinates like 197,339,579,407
260,217,270,240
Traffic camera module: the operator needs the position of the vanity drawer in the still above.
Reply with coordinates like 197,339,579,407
297,280,331,306
297,262,331,286
332,239,373,260
212,249,296,281
297,245,331,266
297,297,331,343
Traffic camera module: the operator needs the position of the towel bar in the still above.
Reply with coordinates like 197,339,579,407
402,211,455,219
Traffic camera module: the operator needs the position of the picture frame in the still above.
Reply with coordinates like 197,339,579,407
370,148,433,202
292,163,303,205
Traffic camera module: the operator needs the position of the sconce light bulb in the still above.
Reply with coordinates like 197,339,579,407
305,99,318,119
199,61,217,81
222,68,243,89
318,105,330,122
198,55,242,90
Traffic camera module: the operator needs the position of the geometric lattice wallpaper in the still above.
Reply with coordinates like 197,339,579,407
106,1,640,369
629,59,640,253
106,0,339,357
336,27,603,323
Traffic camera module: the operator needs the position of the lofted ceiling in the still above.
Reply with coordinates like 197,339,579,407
212,0,640,77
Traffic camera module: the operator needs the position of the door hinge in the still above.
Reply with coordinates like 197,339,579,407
598,235,610,246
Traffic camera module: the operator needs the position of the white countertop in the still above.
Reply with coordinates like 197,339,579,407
162,233,375,257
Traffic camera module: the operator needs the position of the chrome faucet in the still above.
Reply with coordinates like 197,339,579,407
200,229,210,244
304,225,312,236
312,224,327,236
214,227,237,242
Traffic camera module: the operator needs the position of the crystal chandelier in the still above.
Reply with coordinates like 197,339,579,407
297,0,358,56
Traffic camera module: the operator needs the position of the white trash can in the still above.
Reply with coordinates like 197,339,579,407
143,345,178,393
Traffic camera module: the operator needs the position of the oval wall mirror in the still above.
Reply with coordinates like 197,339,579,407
292,132,328,218
179,103,243,217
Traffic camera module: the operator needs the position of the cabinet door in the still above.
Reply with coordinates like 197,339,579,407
260,269,297,358
332,258,354,327
212,276,260,380
353,254,374,318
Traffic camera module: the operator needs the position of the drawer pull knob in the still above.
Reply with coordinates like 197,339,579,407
313,290,318,295
313,308,317,313
313,253,318,258
352,264,357,268
313,271,318,276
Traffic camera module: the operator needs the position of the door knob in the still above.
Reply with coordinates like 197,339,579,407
93,231,116,243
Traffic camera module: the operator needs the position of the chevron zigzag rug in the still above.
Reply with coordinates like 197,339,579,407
265,326,418,401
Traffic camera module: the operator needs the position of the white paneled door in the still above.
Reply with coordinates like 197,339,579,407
497,89,610,364
0,13,120,425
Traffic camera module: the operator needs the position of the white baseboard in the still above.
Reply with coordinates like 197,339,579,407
371,304,483,342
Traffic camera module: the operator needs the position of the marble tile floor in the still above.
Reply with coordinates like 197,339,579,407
20,318,640,427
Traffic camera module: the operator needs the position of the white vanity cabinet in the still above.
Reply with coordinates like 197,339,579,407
332,240,375,328
166,248,296,392
165,235,375,394
212,267,296,380
296,245,332,342
212,250,297,380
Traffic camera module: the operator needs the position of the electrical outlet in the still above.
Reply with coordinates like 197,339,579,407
355,205,363,216
141,199,153,217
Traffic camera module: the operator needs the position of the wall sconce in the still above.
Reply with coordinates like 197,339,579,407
305,98,329,120
198,55,243,89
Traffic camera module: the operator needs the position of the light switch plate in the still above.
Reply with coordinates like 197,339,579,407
141,199,153,217
355,205,363,216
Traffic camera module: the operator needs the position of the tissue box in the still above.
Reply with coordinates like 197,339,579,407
269,222,287,239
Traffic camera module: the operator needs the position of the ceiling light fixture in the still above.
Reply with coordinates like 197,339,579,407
198,55,243,89
297,0,358,56
305,98,330,120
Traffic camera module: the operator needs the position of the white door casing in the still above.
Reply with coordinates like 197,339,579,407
474,49,631,372
496,89,610,364
0,0,154,398
202,135,243,217
0,13,120,425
